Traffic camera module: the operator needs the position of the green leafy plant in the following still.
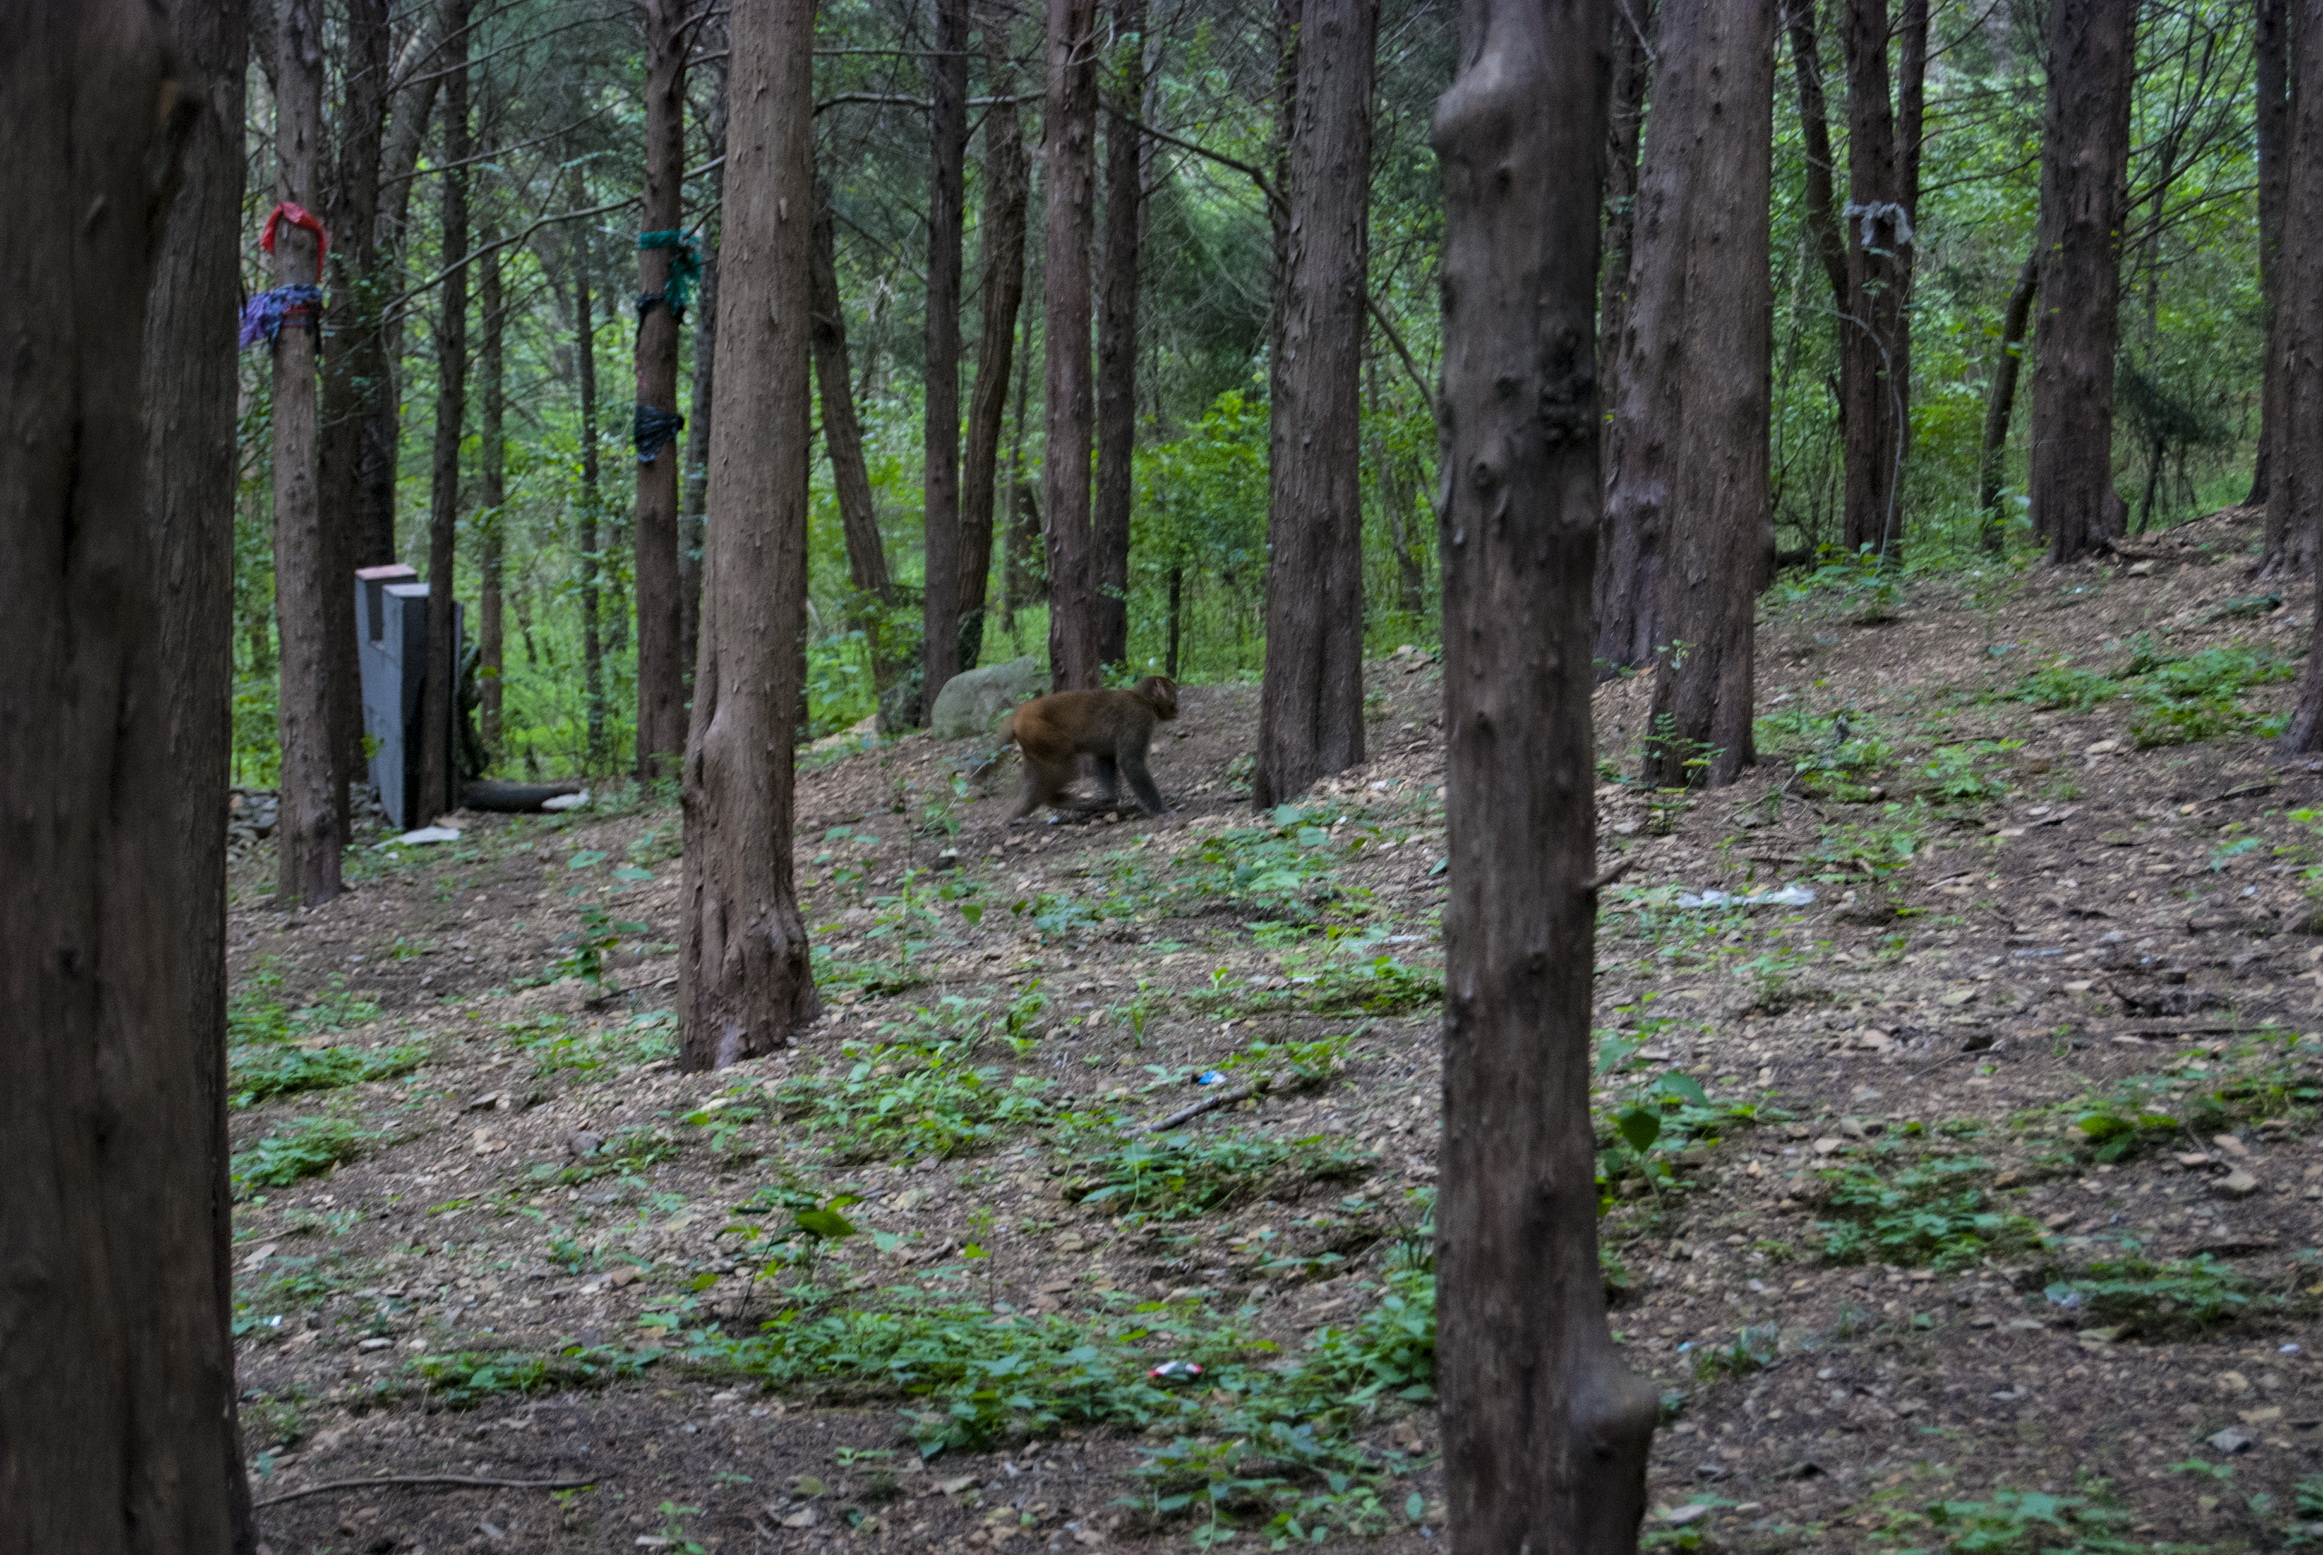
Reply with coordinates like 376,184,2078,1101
2028,1253,2263,1334
1812,1154,2045,1270
1065,1131,1371,1222
231,1117,365,1196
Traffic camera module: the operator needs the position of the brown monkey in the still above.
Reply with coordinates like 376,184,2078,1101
1001,676,1178,819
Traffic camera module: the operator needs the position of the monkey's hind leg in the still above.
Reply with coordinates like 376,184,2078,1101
1120,748,1167,817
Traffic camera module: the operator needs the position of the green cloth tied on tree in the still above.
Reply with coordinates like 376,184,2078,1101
635,230,702,321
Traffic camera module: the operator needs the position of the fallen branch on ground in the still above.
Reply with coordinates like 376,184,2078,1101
253,1473,600,1509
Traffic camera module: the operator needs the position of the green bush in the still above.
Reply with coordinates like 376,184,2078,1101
232,1117,364,1196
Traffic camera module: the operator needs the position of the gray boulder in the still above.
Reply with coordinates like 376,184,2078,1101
928,658,1043,739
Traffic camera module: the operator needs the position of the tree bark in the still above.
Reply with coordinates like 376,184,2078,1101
2256,0,2295,544
1094,0,1147,670
1004,308,1042,630
479,244,507,753
960,16,1030,677
1043,0,1103,690
2028,0,2135,564
1836,0,1915,560
4,2,250,1544
1627,0,1776,790
1254,0,1377,808
141,0,258,1543
683,70,728,683
922,0,974,708
632,0,691,774
680,0,821,1069
1431,1,1660,1546
809,182,900,707
419,0,472,824
2276,0,2323,747
1786,0,1849,310
274,0,344,905
570,248,609,771
1976,248,2038,551
1597,0,1657,422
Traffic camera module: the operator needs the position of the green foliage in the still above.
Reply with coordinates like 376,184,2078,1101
2046,1049,2320,1164
1691,1325,1780,1382
411,1342,658,1407
539,1126,681,1185
2032,1253,2259,1334
2009,641,2294,748
772,1026,1056,1164
1754,701,1896,802
549,902,650,989
227,975,421,1106
1873,1486,2151,1555
1812,1154,2046,1270
1065,1131,1371,1222
232,1117,365,1196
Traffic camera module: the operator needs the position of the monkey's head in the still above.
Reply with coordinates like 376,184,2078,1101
1133,675,1179,722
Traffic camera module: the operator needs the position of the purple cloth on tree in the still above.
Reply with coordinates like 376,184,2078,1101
238,285,324,349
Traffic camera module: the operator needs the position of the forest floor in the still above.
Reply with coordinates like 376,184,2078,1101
231,504,2323,1555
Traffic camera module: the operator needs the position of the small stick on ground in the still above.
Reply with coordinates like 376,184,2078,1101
253,1473,600,1509
1147,1075,1272,1133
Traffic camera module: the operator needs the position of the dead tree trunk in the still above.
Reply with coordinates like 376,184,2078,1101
680,0,822,1069
1431,0,1660,1545
1042,0,1103,690
5,2,250,1542
2028,0,2135,564
960,16,1030,676
574,248,609,770
922,0,973,708
479,245,507,753
273,0,344,904
1629,0,1776,790
1976,249,2039,551
1254,0,1376,808
419,0,472,824
633,0,691,774
2257,0,2297,551
809,182,900,708
1837,0,1916,560
1094,0,1147,670
2276,0,2323,746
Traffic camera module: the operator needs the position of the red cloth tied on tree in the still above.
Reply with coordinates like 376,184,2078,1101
261,201,330,280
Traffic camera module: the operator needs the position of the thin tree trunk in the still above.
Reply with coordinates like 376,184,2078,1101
1837,0,1912,560
1165,564,1184,678
2276,0,2323,747
2028,0,2135,563
274,0,344,905
1787,0,1850,309
2257,0,2295,544
1094,0,1147,669
1043,0,1103,690
1255,0,1376,807
809,181,900,710
633,0,691,774
922,0,973,708
479,244,507,753
419,0,472,823
141,0,257,1542
1431,0,1659,1543
960,15,1029,677
575,251,609,770
1369,351,1427,619
1597,0,1657,419
1630,0,1776,790
4,2,249,1542
680,0,821,1069
682,70,728,682
1004,312,1041,630
1976,249,2038,551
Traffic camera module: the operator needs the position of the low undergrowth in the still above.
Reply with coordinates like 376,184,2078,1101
1811,1153,2047,1271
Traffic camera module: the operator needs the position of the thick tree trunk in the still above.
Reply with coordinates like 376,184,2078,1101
1431,0,1659,1545
419,0,472,824
575,253,609,770
809,182,899,707
683,72,728,683
274,0,344,905
922,0,973,708
1976,249,2039,550
1042,0,1103,690
141,0,258,1544
960,22,1030,677
679,0,821,1069
633,0,691,774
1630,0,1776,790
2277,2,2323,746
1837,0,1914,560
1597,0,1657,421
4,2,249,1544
2028,0,2135,564
320,0,391,836
1094,0,1147,670
479,245,507,752
1254,0,1376,807
2257,0,2296,550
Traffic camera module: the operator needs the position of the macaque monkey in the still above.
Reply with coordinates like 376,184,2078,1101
1001,676,1179,819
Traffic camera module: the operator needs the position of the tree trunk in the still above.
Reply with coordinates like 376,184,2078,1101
1787,0,1850,310
1431,0,1659,1545
682,72,728,682
274,0,344,905
680,0,822,1069
922,0,973,709
1631,0,1776,790
2276,0,2323,746
1597,0,1657,420
1837,0,1914,560
809,182,900,706
5,2,250,1543
1369,351,1428,619
2028,0,2135,564
1094,0,1147,670
419,0,472,824
140,0,258,1543
960,15,1030,677
1254,0,1376,807
633,0,691,774
1004,314,1042,631
479,244,507,753
1042,0,1103,690
575,250,609,770
320,0,391,837
2256,0,2295,546
1165,564,1184,678
1976,248,2038,551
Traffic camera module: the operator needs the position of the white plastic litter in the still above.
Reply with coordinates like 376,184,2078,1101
389,825,463,846
541,789,592,811
1676,884,1815,909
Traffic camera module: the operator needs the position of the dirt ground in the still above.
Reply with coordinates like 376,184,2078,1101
231,506,2323,1554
